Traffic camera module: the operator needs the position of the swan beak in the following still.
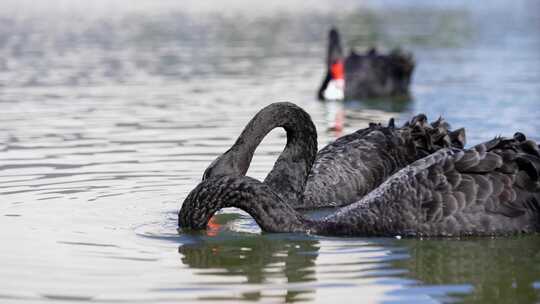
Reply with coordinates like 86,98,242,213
323,60,345,100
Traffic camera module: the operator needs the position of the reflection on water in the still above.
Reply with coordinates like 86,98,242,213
174,211,540,303
1,0,540,303
322,100,345,134
345,96,413,114
173,213,478,303
178,234,318,302
396,236,540,303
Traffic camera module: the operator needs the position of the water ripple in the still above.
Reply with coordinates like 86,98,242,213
1,1,540,303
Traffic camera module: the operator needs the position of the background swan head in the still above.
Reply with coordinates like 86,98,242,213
319,27,416,100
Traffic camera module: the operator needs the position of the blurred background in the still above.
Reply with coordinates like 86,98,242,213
0,1,539,303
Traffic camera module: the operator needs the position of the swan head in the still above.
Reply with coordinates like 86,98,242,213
328,27,343,64
202,153,230,180
321,27,345,101
179,176,228,230
202,148,249,180
179,175,304,232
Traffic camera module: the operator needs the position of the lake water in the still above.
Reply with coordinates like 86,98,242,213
1,0,539,303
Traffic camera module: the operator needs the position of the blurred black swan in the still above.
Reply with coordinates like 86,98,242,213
180,132,540,237
191,102,464,210
318,27,415,101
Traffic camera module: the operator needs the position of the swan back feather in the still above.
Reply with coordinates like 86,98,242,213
315,133,540,236
299,114,465,209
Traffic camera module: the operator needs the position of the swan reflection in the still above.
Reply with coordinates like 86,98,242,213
178,233,319,302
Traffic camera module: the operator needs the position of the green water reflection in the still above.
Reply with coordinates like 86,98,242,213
396,236,540,303
179,234,319,302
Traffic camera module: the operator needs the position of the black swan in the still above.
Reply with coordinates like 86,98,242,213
179,133,540,237
318,27,415,101
202,102,465,210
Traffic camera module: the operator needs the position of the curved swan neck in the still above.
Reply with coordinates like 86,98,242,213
232,102,317,173
179,176,308,233
204,102,317,204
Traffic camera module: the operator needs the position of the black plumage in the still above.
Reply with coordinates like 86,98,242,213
202,102,465,210
301,114,465,209
179,134,540,237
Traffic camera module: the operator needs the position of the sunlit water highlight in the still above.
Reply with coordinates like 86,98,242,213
1,1,539,303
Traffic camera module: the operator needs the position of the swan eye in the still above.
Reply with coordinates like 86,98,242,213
202,156,223,180
202,164,216,180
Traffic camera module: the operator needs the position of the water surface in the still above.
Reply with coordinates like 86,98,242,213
1,1,540,303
